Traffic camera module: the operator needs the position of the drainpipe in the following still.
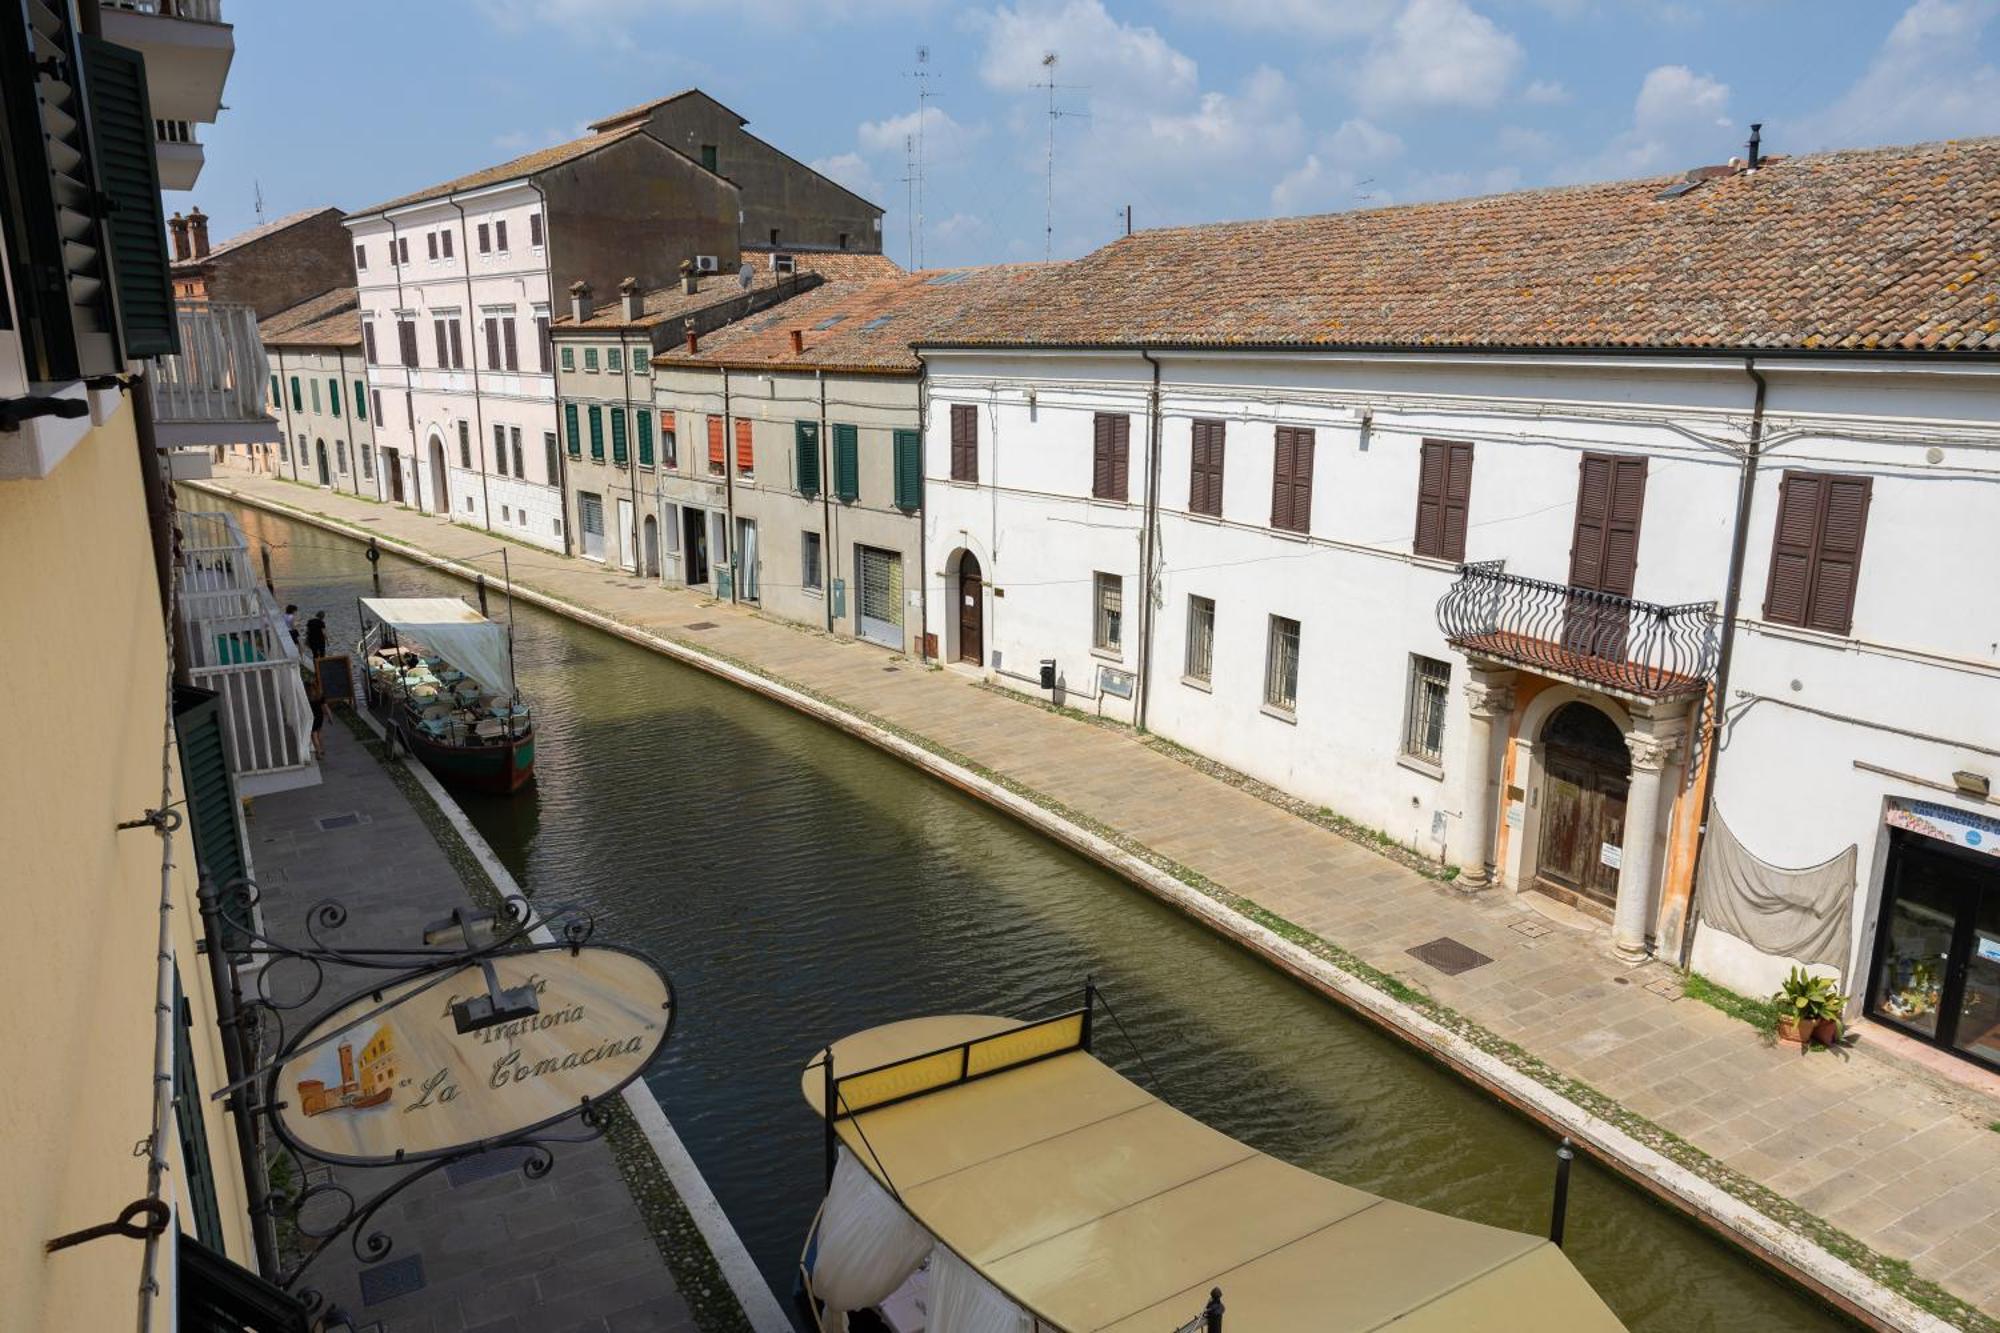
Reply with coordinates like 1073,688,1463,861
383,216,427,512
818,369,834,632
722,366,737,604
533,182,573,556
1136,350,1163,732
447,195,493,533
622,332,640,569
913,352,930,663
1677,356,1767,969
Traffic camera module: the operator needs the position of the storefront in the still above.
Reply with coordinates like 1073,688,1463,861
1866,800,2000,1071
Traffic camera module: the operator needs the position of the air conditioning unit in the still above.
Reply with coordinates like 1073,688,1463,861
694,255,719,273
773,254,796,276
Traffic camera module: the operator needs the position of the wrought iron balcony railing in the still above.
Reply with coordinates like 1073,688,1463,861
1436,561,1717,699
149,301,279,447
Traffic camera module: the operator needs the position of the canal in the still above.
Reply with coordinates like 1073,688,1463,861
221,497,1850,1332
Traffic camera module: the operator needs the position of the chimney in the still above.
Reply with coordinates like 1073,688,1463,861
188,206,210,259
168,211,190,262
620,276,642,322
1746,123,1763,170
685,322,698,354
569,279,590,324
789,329,804,355
680,258,698,296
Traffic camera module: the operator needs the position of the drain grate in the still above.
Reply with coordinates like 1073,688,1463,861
684,621,718,631
1507,917,1553,939
1406,937,1493,976
315,813,362,831
359,1254,426,1306
446,1145,533,1187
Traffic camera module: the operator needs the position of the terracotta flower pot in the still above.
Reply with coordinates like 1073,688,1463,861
1814,1018,1842,1047
1775,1013,1812,1045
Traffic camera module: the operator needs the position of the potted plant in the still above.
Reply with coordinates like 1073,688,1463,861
1771,967,1845,1047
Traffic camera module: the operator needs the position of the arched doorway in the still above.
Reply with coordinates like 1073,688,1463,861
642,515,659,579
427,435,449,514
1534,701,1629,910
314,438,330,487
955,552,983,665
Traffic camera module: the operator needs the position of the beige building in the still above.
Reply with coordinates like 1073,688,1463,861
248,286,378,495
651,266,1027,655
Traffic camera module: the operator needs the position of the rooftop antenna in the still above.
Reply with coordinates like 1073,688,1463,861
253,178,265,225
901,133,918,270
909,46,934,269
1033,51,1087,263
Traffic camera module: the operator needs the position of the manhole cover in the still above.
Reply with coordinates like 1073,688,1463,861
684,621,718,631
359,1254,426,1306
315,813,362,831
1406,937,1493,976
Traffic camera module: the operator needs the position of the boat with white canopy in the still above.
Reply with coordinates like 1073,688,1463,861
798,992,1625,1332
356,596,535,794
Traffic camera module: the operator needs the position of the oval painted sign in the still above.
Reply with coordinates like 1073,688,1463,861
272,945,673,1165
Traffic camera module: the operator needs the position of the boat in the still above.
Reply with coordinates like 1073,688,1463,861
356,596,535,794
797,989,1626,1332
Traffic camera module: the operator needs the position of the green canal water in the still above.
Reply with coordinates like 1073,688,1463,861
224,498,1851,1331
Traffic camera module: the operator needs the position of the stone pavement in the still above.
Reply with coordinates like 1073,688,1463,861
245,712,700,1333
199,466,2000,1326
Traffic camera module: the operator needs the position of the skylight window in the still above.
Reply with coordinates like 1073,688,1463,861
925,271,970,286
813,315,848,330
858,315,895,332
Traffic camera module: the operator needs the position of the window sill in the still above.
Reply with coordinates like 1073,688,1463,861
1181,510,1224,526
948,477,981,489
1259,703,1298,725
1396,753,1445,782
1180,675,1212,694
1091,646,1124,664
1268,526,1310,543
803,587,824,599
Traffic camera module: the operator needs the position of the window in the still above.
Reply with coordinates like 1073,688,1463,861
1413,439,1473,562
1271,427,1314,534
458,420,471,470
396,318,419,367
636,409,654,467
354,243,367,271
1402,656,1451,767
426,231,438,261
536,312,551,372
611,408,628,465
589,406,605,461
280,437,289,462
362,321,378,364
477,222,491,253
1092,413,1130,501
441,229,454,259
1264,616,1300,713
511,426,524,477
662,412,678,469
585,347,599,372
336,440,348,473
529,213,544,248
495,219,509,252
701,144,719,173
1764,471,1872,635
737,419,756,476
328,379,341,418
1093,573,1124,654
802,530,823,591
289,376,302,412
949,404,978,482
269,374,280,408
832,423,858,500
354,381,367,420
561,346,575,371
607,347,623,372
493,424,508,477
769,228,780,245
565,403,582,458
361,444,374,479
502,504,510,521
839,231,850,250
433,318,450,368
371,389,383,425
544,432,560,482
1184,595,1214,684
502,317,519,371
707,416,726,475
1189,418,1225,517
309,379,320,412
893,429,921,511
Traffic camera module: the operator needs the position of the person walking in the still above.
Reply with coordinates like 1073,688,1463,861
305,610,328,661
306,680,329,759
284,604,300,648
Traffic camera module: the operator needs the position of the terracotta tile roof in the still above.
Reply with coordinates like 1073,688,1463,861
656,265,1045,374
260,287,361,349
349,123,656,219
924,138,2000,355
170,206,343,274
588,88,744,132
553,251,902,330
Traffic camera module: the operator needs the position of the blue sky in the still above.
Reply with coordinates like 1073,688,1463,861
187,1,2000,269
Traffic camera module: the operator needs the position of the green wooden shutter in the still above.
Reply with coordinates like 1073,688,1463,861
610,407,628,465
270,374,280,407
834,423,859,502
355,381,367,420
795,421,820,495
893,429,921,511
290,376,302,411
561,346,574,370
83,37,177,358
565,402,581,457
589,406,604,460
172,686,248,954
636,410,654,466
170,970,226,1248
329,379,341,418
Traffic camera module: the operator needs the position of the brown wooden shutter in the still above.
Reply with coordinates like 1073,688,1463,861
496,219,508,251
1095,413,1129,500
536,315,551,372
1568,453,1645,595
1414,440,1447,557
484,318,500,369
1443,441,1473,561
1806,476,1870,633
362,322,377,363
441,229,453,258
950,404,977,481
1190,418,1224,516
1272,427,1314,532
427,231,438,260
1092,414,1114,499
502,318,519,371
433,319,447,366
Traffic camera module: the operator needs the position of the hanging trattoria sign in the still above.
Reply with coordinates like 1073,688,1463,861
271,944,674,1165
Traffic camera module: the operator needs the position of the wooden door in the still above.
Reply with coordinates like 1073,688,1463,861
1535,703,1630,909
958,555,983,665
1563,454,1647,660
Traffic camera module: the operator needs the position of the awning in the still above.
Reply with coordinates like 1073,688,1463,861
359,597,514,698
804,1015,1624,1332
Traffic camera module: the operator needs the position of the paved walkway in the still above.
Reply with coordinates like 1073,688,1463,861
201,466,2000,1326
247,711,700,1333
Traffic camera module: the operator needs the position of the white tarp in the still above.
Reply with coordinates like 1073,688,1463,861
812,1148,934,1323
1695,807,1854,972
930,1245,1033,1333
360,597,515,699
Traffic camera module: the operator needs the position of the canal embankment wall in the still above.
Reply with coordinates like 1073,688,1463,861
186,474,1995,1333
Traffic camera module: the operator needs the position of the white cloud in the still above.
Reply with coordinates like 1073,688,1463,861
1355,0,1524,111
858,105,982,161
1272,155,1362,214
1161,0,1400,40
1523,78,1570,105
1496,125,1555,157
1805,0,2000,150
1569,64,1732,181
977,0,1196,107
1634,65,1730,134
1403,164,1524,201
933,212,989,243
810,152,882,201
1326,118,1404,166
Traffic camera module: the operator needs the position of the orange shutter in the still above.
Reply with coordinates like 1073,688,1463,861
707,416,725,468
661,411,675,434
736,419,754,473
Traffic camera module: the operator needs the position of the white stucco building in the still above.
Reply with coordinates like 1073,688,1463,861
917,138,2000,1074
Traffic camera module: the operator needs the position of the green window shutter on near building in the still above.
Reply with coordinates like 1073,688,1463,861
833,423,859,502
565,402,581,457
893,429,922,511
795,421,820,495
355,381,367,420
83,37,178,358
172,687,248,955
589,406,604,460
611,408,628,465
329,379,341,417
636,410,654,466
290,377,302,412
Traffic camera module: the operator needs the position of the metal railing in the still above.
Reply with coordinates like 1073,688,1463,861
106,0,223,21
150,301,272,430
1436,561,1717,698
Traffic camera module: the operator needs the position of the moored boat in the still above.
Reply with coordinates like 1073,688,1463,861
357,596,535,795
798,989,1625,1332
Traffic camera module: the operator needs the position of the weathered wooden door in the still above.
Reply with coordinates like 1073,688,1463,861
958,555,983,665
1535,703,1629,909
1563,454,1647,661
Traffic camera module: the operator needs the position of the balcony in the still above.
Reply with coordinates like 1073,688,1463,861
149,301,280,449
175,510,320,796
1437,561,1718,700
100,2,233,131
153,117,204,191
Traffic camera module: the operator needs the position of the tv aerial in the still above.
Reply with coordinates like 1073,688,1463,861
737,261,754,289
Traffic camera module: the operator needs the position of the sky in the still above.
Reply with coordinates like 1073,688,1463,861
185,0,2000,270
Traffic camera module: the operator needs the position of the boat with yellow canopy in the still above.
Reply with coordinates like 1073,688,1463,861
798,993,1625,1332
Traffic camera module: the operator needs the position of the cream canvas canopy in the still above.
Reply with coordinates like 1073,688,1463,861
359,597,515,699
803,1013,1624,1333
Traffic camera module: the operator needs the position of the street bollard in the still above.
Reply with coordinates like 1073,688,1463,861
476,573,489,617
1550,1136,1574,1248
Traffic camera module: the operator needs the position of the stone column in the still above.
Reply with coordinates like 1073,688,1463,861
1612,730,1680,963
1455,667,1516,893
